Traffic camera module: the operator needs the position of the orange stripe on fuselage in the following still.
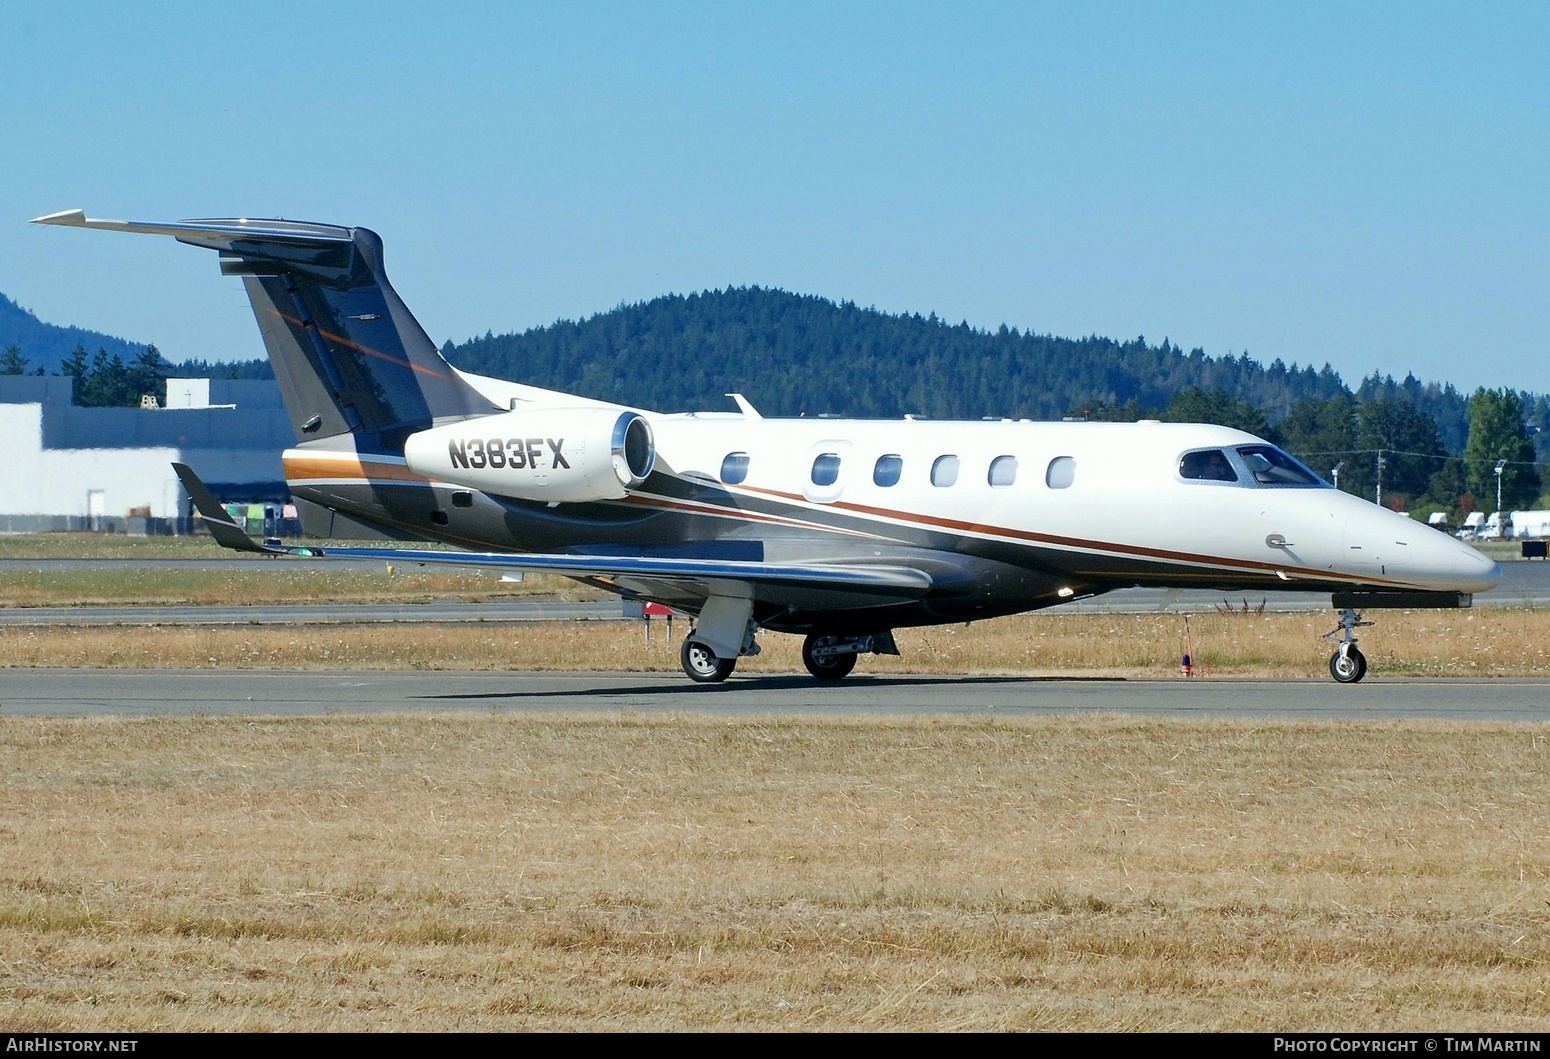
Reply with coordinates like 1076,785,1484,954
283,454,432,484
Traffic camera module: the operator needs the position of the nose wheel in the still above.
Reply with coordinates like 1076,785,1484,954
1323,608,1374,684
1329,644,1367,683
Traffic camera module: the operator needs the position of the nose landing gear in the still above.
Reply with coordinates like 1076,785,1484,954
1323,608,1374,683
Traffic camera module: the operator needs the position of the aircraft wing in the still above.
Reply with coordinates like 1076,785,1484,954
172,463,937,603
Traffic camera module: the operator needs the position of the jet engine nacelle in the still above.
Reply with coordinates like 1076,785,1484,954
403,408,655,502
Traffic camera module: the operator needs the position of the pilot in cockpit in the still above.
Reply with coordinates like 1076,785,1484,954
1180,448,1238,482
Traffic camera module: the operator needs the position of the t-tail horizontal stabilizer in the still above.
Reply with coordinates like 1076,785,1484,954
35,209,500,448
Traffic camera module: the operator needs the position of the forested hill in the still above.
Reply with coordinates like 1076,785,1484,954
0,292,146,374
445,286,1355,421
3,282,1526,464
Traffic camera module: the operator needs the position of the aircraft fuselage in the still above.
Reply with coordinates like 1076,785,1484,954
280,414,1498,635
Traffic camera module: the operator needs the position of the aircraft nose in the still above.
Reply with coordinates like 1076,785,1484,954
1463,547,1502,592
1425,536,1500,593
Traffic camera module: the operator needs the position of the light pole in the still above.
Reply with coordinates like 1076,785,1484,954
1495,459,1508,514
1375,452,1386,507
1331,460,1345,491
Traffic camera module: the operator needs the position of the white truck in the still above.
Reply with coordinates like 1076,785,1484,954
1503,510,1550,539
1474,510,1550,540
1458,512,1487,539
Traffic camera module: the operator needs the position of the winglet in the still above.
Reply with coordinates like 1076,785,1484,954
171,462,282,555
31,209,88,227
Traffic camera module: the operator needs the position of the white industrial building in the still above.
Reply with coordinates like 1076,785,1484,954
0,376,293,534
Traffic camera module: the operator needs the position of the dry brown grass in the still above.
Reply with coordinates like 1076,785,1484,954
0,566,600,608
4,607,1550,678
5,538,1546,1029
0,714,1545,1031
0,533,236,560
0,532,471,561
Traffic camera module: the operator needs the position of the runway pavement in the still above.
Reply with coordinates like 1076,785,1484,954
3,668,1548,721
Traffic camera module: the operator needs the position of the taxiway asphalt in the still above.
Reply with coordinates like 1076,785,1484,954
3,668,1548,721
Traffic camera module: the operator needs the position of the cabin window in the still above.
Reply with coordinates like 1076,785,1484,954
811,453,842,487
721,452,750,485
874,454,903,487
451,490,474,508
1235,445,1322,486
431,510,449,526
1179,449,1238,482
1045,456,1076,489
988,455,1018,488
931,455,960,487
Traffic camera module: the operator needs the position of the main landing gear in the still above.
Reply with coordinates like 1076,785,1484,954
801,635,859,680
677,626,899,683
801,631,898,681
1323,608,1374,684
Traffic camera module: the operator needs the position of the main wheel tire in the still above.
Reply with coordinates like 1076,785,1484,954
1329,646,1367,684
681,637,736,683
802,634,858,681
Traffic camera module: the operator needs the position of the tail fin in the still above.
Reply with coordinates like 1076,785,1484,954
32,210,499,450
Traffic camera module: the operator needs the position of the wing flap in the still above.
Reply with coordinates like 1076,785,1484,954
271,543,935,597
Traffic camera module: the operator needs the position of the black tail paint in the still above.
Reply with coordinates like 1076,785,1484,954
204,221,498,449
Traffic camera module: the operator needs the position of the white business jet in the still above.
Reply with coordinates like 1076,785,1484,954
34,210,1500,683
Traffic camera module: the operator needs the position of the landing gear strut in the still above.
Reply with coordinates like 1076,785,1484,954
1323,608,1373,684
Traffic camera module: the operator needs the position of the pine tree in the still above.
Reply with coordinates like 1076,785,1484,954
1463,389,1541,510
0,343,27,375
60,343,89,381
125,344,170,404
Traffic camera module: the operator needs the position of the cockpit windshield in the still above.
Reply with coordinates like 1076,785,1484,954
1179,445,1326,487
1235,445,1324,486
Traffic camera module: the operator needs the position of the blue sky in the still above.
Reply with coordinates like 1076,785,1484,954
2,2,1545,395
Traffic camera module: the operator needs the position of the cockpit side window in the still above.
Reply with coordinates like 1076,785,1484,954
1235,445,1323,486
1179,449,1238,482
